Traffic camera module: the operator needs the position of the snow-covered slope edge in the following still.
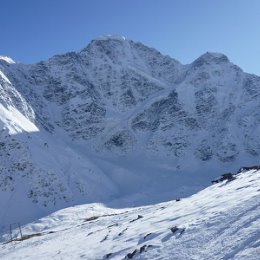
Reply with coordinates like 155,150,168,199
1,167,259,260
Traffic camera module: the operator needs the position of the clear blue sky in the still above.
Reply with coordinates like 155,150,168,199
1,0,260,75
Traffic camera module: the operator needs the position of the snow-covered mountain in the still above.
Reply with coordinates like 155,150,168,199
0,36,259,232
1,167,259,260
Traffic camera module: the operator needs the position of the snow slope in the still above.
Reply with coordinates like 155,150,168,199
0,168,259,260
0,36,259,232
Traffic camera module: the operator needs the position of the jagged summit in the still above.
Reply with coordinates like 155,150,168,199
200,51,228,59
192,51,230,67
0,38,230,69
81,34,129,52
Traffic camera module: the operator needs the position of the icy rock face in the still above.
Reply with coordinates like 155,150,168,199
0,69,34,122
0,37,259,228
15,37,182,140
0,127,71,209
129,51,260,165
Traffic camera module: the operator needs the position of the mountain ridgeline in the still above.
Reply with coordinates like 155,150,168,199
0,36,259,228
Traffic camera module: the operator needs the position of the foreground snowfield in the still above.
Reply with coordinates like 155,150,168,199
1,168,259,260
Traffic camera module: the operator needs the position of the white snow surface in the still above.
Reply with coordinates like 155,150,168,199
95,35,127,41
0,169,259,260
0,56,15,64
0,104,39,134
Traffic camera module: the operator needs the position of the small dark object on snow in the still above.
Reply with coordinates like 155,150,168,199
175,198,181,202
107,223,118,228
125,249,138,259
211,173,235,184
144,233,152,239
139,244,147,253
170,226,179,233
84,216,99,222
118,228,127,236
106,253,112,258
179,228,186,236
130,215,143,223
124,244,151,259
100,234,108,243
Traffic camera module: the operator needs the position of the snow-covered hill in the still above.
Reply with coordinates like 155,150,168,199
0,36,259,232
0,168,259,260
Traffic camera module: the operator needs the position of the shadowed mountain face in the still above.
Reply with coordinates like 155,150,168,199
0,36,259,229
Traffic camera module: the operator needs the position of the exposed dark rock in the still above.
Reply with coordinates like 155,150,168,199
144,233,152,239
212,173,236,184
118,228,127,236
125,249,137,259
130,215,143,223
105,253,112,258
84,216,99,222
238,165,260,173
170,226,179,233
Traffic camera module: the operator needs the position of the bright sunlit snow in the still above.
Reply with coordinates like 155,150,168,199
0,104,39,134
0,56,15,64
0,169,259,260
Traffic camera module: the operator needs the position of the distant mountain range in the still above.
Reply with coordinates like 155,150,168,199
0,35,259,231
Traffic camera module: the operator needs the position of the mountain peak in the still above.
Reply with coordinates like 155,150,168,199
0,55,15,64
80,34,130,55
202,52,227,59
94,34,127,41
192,52,229,67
